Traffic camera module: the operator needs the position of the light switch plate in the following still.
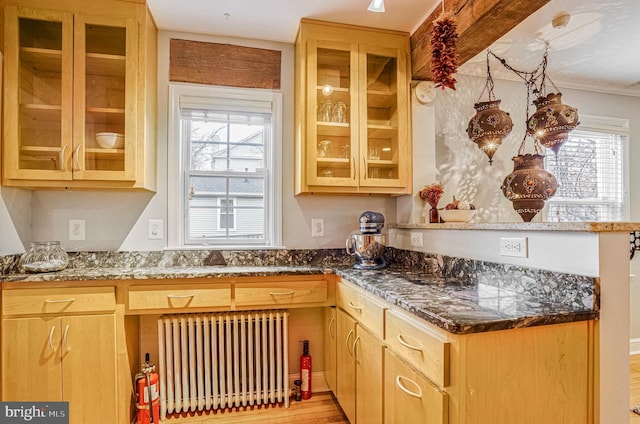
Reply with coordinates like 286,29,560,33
311,218,324,237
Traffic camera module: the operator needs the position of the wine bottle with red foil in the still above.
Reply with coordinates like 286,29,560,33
300,340,312,400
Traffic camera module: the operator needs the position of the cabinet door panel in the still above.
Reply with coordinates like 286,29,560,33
1,316,62,401
324,307,337,393
73,14,138,182
384,349,447,424
2,6,74,181
336,309,356,423
306,39,359,187
61,314,117,424
359,45,410,189
355,324,383,424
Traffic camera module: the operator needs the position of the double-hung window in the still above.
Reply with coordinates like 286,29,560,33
544,115,629,222
168,84,282,247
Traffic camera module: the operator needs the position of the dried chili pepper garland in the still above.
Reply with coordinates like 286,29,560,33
430,12,459,90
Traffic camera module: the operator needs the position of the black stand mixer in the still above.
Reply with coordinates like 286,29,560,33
345,211,387,270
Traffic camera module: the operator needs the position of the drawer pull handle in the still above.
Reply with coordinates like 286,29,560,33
269,291,295,296
329,317,336,339
352,335,361,363
167,294,195,299
348,301,363,311
346,329,354,356
59,144,67,171
62,324,71,352
397,334,423,351
45,298,76,304
48,326,57,352
396,375,422,399
73,145,82,170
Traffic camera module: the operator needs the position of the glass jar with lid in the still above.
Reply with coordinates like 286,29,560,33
19,241,69,273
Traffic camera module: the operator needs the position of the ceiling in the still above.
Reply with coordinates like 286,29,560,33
147,0,640,95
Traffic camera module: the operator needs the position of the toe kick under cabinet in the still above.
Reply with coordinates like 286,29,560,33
334,278,595,424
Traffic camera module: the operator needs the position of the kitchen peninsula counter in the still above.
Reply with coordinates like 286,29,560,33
0,261,597,335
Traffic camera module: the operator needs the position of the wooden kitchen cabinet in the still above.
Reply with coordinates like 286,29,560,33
1,1,157,190
324,306,337,393
1,287,118,424
384,348,448,424
385,305,594,424
336,280,385,424
294,19,412,195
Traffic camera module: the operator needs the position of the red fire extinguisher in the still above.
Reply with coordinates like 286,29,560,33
135,353,159,424
300,340,312,400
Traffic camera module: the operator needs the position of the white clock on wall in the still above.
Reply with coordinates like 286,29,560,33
414,80,436,104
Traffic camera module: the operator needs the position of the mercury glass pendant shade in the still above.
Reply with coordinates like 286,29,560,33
368,0,385,13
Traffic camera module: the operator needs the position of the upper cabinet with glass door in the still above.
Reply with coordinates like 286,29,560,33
1,2,156,190
295,19,411,195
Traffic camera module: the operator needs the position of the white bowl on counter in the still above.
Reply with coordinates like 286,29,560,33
96,132,125,149
438,209,476,222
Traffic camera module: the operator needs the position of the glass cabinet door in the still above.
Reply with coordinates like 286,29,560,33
3,7,73,181
360,46,409,187
306,39,358,187
73,15,137,181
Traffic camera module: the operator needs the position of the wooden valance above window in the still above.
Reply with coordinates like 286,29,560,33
169,39,281,90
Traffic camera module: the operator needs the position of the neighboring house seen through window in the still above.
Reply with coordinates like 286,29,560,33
544,115,629,222
168,84,283,247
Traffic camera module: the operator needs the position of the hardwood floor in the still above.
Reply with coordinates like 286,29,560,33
162,392,349,423
631,355,640,423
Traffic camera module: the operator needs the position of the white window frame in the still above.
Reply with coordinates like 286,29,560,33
544,114,630,222
167,83,283,248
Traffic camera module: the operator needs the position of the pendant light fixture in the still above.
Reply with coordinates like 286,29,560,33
368,0,385,13
466,51,513,165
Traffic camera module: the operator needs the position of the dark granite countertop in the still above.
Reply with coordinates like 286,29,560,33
0,265,330,282
335,267,597,334
0,262,597,335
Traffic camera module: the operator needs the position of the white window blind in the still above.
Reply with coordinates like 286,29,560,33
545,118,628,222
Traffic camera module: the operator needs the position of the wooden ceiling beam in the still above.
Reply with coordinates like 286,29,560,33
411,0,550,81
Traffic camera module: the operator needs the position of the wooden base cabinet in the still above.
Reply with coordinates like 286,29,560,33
1,287,118,424
336,280,385,424
384,349,448,424
385,306,594,424
324,306,337,393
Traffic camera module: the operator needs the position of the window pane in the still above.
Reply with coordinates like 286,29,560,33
183,110,269,172
545,129,625,221
187,175,265,242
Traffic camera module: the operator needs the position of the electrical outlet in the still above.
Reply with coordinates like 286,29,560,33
311,218,324,237
410,232,423,247
148,219,163,240
500,237,528,257
68,219,85,241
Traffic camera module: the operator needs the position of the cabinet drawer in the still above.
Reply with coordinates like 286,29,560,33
127,284,231,312
337,280,385,339
385,309,450,388
2,287,116,316
384,349,448,424
235,280,328,307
